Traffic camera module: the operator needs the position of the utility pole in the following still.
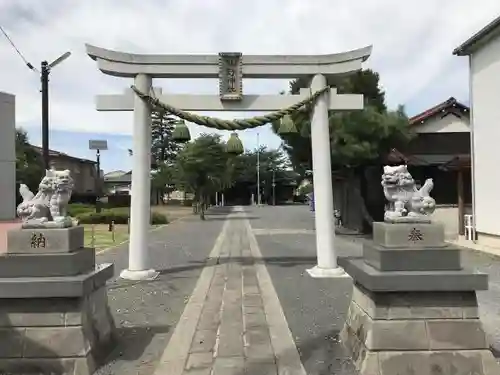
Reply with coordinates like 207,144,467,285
96,149,102,213
256,132,261,206
40,52,71,170
41,61,50,169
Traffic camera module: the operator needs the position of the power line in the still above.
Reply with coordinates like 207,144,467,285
0,24,37,72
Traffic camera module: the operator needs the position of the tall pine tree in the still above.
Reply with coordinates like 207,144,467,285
151,111,181,167
150,111,182,204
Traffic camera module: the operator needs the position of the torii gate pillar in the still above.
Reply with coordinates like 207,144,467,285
120,74,158,280
306,74,347,278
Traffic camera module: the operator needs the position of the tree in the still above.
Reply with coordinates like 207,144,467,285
151,163,176,202
15,129,44,203
277,69,409,173
228,147,297,204
151,111,181,165
150,111,182,203
276,69,412,230
173,134,230,219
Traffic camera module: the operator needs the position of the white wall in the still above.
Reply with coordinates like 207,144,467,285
0,92,16,220
470,32,500,236
413,113,470,134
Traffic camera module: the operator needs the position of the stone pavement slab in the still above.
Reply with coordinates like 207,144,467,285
154,208,306,375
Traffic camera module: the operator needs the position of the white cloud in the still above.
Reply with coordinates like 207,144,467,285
1,0,499,138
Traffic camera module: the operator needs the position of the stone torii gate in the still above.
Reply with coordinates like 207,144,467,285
86,44,372,281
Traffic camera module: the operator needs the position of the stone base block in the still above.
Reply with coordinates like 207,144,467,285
341,284,500,374
7,226,84,254
0,263,114,298
0,248,95,277
363,242,461,272
373,222,445,248
305,265,351,278
350,283,480,320
0,285,115,375
338,256,488,291
340,343,499,375
119,268,159,281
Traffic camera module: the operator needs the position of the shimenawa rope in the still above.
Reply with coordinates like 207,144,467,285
130,85,329,130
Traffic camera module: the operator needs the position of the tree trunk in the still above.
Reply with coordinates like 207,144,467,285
355,166,376,233
199,196,205,220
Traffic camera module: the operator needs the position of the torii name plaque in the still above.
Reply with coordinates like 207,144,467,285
218,52,243,101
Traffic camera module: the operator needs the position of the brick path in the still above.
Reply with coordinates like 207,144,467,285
154,208,305,375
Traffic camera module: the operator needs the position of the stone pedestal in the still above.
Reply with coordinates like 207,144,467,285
0,227,115,375
339,222,499,375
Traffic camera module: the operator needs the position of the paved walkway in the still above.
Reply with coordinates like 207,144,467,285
154,207,305,375
94,204,500,374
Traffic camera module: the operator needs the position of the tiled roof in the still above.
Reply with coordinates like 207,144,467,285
31,145,96,164
409,97,469,126
387,148,470,167
104,171,132,183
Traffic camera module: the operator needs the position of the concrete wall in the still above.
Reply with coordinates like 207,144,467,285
470,32,500,237
413,113,470,134
0,92,16,220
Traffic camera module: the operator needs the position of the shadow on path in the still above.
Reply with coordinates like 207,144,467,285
155,256,318,276
205,216,259,221
99,325,170,367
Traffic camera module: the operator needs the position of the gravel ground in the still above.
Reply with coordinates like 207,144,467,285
249,204,500,374
94,208,230,375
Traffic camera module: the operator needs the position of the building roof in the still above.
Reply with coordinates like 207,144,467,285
104,171,131,183
408,97,469,126
31,145,96,164
386,148,470,168
103,170,127,178
453,15,500,56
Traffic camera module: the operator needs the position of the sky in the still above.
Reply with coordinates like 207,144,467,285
0,0,499,173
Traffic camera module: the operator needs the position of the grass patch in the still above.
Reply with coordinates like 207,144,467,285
151,205,193,221
75,204,193,250
83,224,129,250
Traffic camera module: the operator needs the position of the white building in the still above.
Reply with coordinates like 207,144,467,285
454,14,500,248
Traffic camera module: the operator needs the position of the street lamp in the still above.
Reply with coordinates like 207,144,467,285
41,51,71,169
89,140,108,213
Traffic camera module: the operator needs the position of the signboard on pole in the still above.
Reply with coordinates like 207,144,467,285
89,140,108,150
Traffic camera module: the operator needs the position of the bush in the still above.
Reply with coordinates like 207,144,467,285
151,212,168,225
68,203,95,217
76,208,168,225
107,194,131,207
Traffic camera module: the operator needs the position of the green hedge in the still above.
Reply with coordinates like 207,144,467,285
76,208,168,225
68,203,96,217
